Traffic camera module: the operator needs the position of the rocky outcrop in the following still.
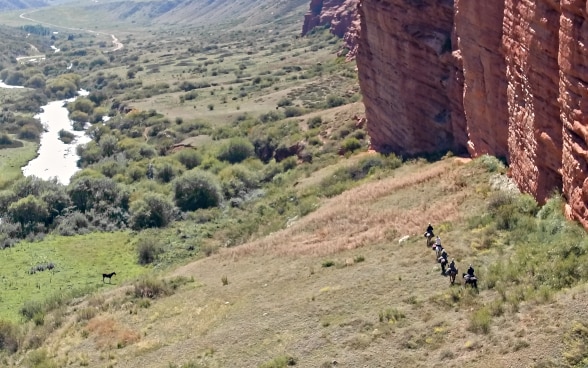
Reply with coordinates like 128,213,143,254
302,0,360,58
352,0,588,226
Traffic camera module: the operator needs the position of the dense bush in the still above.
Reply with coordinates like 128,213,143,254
173,169,222,211
130,193,175,230
174,149,202,169
307,116,322,129
217,137,255,164
55,211,90,236
7,195,49,235
137,238,163,265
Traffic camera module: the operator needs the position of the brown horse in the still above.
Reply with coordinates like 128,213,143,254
424,232,433,247
102,272,116,283
445,268,458,285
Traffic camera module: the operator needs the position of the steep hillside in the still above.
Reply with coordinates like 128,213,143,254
17,156,588,367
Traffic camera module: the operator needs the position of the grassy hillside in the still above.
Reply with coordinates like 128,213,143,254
2,156,588,367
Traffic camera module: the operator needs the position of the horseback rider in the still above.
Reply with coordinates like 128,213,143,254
435,236,441,247
438,249,448,274
448,258,456,273
425,223,434,237
465,264,475,280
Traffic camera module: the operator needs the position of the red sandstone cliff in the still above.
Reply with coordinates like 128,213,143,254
302,0,360,58
353,0,588,226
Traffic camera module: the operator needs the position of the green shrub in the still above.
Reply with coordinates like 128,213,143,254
217,137,255,164
0,133,14,146
259,355,297,368
173,169,223,211
137,238,163,265
322,260,335,268
326,94,346,108
563,321,588,366
130,193,175,230
20,300,44,321
468,307,491,334
283,106,304,117
218,164,260,198
378,308,405,323
58,129,75,144
307,116,323,129
25,349,58,368
174,149,202,169
339,138,362,154
276,97,293,107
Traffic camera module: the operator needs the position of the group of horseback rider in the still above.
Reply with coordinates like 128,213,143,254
425,223,476,285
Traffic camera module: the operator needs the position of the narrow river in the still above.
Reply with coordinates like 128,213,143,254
21,91,92,185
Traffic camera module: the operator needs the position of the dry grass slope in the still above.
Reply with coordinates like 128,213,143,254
16,157,588,367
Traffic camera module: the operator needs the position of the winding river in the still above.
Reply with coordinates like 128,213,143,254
20,90,92,185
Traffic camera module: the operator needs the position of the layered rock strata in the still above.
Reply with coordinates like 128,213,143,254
352,0,588,225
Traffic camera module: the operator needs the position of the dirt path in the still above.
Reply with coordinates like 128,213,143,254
19,10,124,52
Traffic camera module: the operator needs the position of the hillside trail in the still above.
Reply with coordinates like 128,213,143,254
19,9,123,52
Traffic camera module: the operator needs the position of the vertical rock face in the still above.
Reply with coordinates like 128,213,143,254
502,0,563,203
560,1,588,228
302,0,360,58
352,0,588,226
356,0,466,155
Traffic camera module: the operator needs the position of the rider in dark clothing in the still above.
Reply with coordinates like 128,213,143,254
448,259,456,273
467,264,475,278
439,249,448,274
426,223,434,237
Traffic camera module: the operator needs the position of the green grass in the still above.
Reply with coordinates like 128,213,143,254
0,139,37,190
0,231,146,321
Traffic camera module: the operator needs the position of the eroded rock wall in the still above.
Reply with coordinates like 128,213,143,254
560,1,588,227
353,0,588,224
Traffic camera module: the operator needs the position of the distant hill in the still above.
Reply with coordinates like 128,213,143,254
80,0,309,27
0,0,47,11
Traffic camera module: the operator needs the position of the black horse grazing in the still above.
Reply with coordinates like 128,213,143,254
102,272,116,283
463,273,478,289
445,268,458,285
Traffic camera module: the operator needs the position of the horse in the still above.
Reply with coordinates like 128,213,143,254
445,268,458,285
433,245,444,259
424,232,434,247
102,272,116,283
462,273,478,289
438,257,448,274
